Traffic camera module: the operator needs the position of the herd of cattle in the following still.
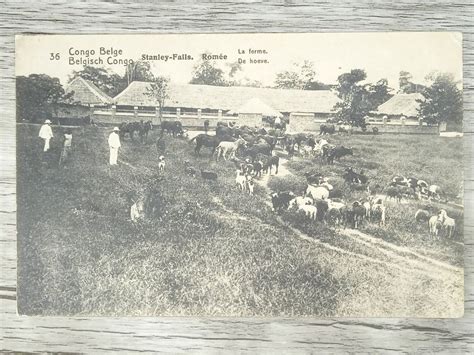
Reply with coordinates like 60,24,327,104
126,120,457,239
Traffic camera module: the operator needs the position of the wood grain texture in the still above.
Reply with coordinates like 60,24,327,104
1,0,473,352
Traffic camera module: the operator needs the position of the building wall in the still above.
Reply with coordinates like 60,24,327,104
54,104,92,119
287,113,317,132
238,113,262,127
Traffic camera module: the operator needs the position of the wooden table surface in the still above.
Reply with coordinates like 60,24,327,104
1,1,473,352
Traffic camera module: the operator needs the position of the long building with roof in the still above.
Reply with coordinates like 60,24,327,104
113,81,339,117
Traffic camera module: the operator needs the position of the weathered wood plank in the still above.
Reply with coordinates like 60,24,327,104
1,0,473,352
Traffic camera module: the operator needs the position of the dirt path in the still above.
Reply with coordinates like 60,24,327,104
254,157,462,282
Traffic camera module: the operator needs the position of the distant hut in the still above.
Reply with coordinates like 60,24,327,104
56,77,113,124
231,98,282,127
371,93,425,125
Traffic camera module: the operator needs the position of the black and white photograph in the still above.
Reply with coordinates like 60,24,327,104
15,32,464,317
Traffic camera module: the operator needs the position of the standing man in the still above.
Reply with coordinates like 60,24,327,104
274,115,282,129
38,119,54,152
59,130,73,166
203,119,210,134
108,127,121,166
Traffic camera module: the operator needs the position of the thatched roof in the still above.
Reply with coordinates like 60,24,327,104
231,98,282,117
374,93,425,117
114,81,339,113
66,77,113,106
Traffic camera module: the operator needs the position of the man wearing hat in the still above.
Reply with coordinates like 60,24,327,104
108,127,121,165
38,119,54,152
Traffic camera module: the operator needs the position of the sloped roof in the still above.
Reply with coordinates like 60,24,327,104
66,77,113,105
114,81,339,113
374,93,425,117
232,98,282,117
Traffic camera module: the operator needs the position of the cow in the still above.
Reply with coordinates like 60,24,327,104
314,199,329,221
326,199,346,225
325,145,353,165
391,175,408,187
161,121,184,137
306,185,330,200
385,186,402,202
243,142,272,159
289,196,314,209
428,185,442,201
438,209,456,238
415,209,430,222
260,155,280,175
320,124,336,135
271,191,296,212
342,201,366,229
298,204,318,220
343,167,368,185
429,215,443,237
304,172,323,185
235,170,247,191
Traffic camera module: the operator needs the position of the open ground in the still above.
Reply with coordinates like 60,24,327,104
17,124,464,317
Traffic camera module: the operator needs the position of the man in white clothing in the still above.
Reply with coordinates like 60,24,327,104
108,127,121,165
38,119,54,152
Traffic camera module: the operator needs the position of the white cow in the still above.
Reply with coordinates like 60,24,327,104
306,185,330,200
298,204,318,220
289,196,313,209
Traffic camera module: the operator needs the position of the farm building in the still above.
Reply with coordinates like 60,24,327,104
230,97,283,126
370,93,425,124
55,77,113,122
96,81,339,129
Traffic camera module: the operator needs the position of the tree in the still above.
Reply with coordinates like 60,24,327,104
332,69,392,128
399,70,425,94
146,76,170,121
125,60,155,85
16,74,73,122
274,61,330,90
190,54,227,86
69,66,126,97
417,73,462,126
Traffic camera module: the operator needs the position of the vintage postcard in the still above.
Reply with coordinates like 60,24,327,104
15,33,463,317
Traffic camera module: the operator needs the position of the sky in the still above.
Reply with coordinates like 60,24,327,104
16,32,462,90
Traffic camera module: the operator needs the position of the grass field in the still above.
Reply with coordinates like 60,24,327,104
17,125,464,317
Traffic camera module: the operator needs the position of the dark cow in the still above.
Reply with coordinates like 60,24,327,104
391,175,408,187
385,186,402,202
325,146,353,164
119,121,141,140
189,134,221,156
342,201,366,229
314,198,329,221
138,120,153,144
260,155,280,175
343,167,368,185
252,160,263,178
271,191,295,212
304,172,323,185
161,121,184,137
320,124,336,135
216,125,234,137
243,143,272,159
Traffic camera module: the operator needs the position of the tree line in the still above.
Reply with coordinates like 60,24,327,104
16,56,462,128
